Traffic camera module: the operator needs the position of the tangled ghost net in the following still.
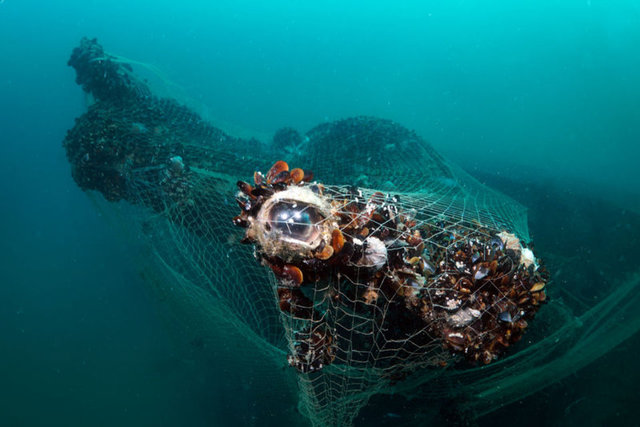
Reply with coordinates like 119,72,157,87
234,161,547,372
63,38,640,426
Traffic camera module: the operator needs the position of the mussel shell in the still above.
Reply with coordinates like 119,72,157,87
290,168,305,183
266,160,289,183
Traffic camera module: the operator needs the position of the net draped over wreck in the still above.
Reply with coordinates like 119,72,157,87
63,38,640,426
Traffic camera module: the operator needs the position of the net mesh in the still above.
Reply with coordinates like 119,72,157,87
234,177,543,426
63,38,640,426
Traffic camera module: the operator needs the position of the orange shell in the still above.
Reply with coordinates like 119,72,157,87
290,168,304,183
316,244,334,260
331,229,345,253
266,160,289,183
530,282,546,292
282,264,303,286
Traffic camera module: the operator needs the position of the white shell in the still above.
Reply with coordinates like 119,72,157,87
497,231,521,251
357,237,387,270
498,231,538,270
520,247,538,270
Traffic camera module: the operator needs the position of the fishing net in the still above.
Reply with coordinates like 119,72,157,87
63,38,640,426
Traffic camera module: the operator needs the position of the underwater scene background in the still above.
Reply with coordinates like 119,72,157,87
1,0,639,426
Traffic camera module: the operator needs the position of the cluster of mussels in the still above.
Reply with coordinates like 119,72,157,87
287,325,336,374
404,223,549,365
233,161,549,373
68,37,149,103
233,161,333,373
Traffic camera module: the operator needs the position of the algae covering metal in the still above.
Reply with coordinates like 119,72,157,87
63,38,640,426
